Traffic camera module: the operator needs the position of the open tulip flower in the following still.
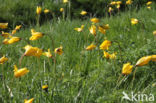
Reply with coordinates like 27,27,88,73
0,23,8,29
90,18,100,23
86,44,96,51
14,65,29,78
0,55,8,64
24,98,34,103
3,36,21,44
135,56,152,66
29,29,44,41
126,0,133,5
89,25,96,36
122,62,133,75
54,46,63,55
100,40,111,50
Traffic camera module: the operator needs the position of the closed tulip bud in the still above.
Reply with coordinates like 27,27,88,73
36,6,42,15
135,56,152,66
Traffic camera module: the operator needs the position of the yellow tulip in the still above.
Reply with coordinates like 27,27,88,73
24,98,34,103
116,4,120,9
0,56,8,64
116,1,122,5
103,51,110,59
29,29,44,41
147,6,151,10
100,40,111,50
108,7,113,13
0,23,8,29
1,31,10,38
89,25,96,36
90,18,100,23
126,0,133,5
24,45,43,57
15,25,22,30
8,36,21,44
36,6,42,15
60,8,64,12
86,44,96,51
44,9,50,14
151,55,156,62
12,29,16,35
153,30,156,36
146,1,152,6
110,53,117,59
74,25,84,32
131,18,138,25
136,56,152,66
54,46,63,55
122,62,133,75
110,1,116,5
98,26,106,35
14,65,29,78
80,10,87,15
63,0,68,3
42,85,48,89
42,49,52,58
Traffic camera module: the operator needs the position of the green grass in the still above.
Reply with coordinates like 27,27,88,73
0,3,156,103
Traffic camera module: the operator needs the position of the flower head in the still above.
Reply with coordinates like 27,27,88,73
14,65,29,78
42,85,48,89
24,98,34,103
1,31,10,38
80,10,87,15
74,25,84,32
146,1,152,6
55,46,63,55
98,26,106,35
126,0,133,5
0,23,8,29
100,40,111,50
131,18,138,25
15,25,22,30
0,56,8,64
29,29,44,41
3,36,21,44
122,62,133,75
60,8,64,12
36,6,42,15
42,49,52,58
86,44,96,51
44,9,50,14
89,25,96,36
63,0,68,3
90,18,100,23
135,56,152,66
108,7,113,13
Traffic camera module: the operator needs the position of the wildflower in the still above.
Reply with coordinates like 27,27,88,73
116,1,122,5
60,8,64,12
24,98,34,103
42,49,52,58
116,4,120,9
147,6,151,9
80,10,87,15
135,56,152,66
42,85,48,89
36,6,42,15
90,18,100,23
151,55,156,62
74,25,84,32
109,52,117,59
122,62,133,75
0,56,8,64
152,83,156,87
100,40,111,50
29,29,44,41
63,0,68,3
44,9,50,14
12,29,16,35
1,31,10,38
14,65,29,78
131,18,138,25
98,26,106,34
153,30,156,36
108,7,113,13
15,25,22,30
86,44,96,50
126,0,132,5
103,51,110,59
0,23,8,29
3,36,21,44
146,1,152,6
54,46,63,55
110,1,116,5
100,24,110,30
89,25,96,36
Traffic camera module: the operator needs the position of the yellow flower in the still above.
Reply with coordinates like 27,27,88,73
108,7,113,13
116,1,122,5
147,6,151,10
60,8,64,12
110,52,117,59
126,0,132,5
100,40,111,50
42,85,48,89
14,65,29,78
151,55,156,62
0,56,8,64
54,46,63,55
44,9,50,14
24,98,34,103
74,25,84,32
146,1,152,6
103,51,110,59
24,45,43,57
42,49,52,58
80,10,87,15
135,56,152,66
116,4,120,9
131,18,138,25
110,1,116,5
90,18,100,23
2,39,9,44
122,62,133,75
86,44,96,51
3,36,21,44
15,25,22,30
12,29,16,35
153,30,156,36
36,6,42,15
98,26,106,35
29,29,44,41
1,31,10,38
89,25,96,36
0,23,8,29
63,0,68,3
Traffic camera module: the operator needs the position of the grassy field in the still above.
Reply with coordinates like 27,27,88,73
0,1,156,103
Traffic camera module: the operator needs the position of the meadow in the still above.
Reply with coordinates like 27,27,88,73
0,0,156,103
